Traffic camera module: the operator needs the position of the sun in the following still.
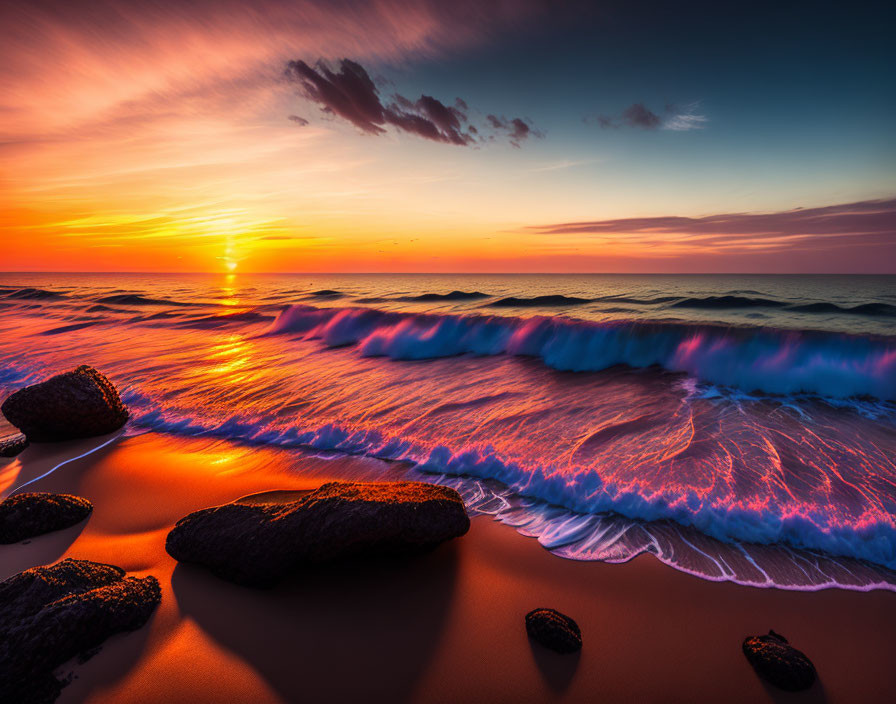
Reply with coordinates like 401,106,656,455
225,259,238,272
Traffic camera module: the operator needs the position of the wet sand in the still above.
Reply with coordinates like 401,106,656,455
1,432,895,703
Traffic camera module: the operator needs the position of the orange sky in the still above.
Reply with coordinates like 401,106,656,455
1,1,893,273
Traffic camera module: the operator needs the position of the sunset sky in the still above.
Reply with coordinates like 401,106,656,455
1,0,894,273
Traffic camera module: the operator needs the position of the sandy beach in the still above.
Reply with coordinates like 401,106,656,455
0,431,893,704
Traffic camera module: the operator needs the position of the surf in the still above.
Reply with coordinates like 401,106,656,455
267,304,896,400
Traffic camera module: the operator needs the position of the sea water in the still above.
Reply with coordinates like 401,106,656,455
1,273,894,590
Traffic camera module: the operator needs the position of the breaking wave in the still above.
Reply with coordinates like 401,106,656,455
127,402,896,591
266,304,896,400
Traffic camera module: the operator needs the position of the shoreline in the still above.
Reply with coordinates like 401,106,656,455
2,432,896,703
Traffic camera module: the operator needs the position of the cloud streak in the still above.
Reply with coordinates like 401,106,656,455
592,102,707,131
526,198,896,261
286,58,540,147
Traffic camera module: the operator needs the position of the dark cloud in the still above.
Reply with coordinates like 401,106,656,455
286,58,539,147
594,103,661,129
622,103,661,128
590,102,707,131
286,59,387,134
525,198,896,259
287,114,309,126
486,114,543,147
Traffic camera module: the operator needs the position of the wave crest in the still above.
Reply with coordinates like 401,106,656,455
267,304,896,400
126,404,896,591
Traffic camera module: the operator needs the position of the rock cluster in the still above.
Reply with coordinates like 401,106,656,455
166,480,470,586
1,365,128,442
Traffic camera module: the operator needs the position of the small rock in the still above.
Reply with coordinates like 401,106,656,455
166,480,470,586
0,493,93,544
0,558,161,704
0,432,29,457
742,630,817,691
1,365,128,442
525,608,582,653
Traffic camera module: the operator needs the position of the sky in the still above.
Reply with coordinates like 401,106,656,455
1,0,894,273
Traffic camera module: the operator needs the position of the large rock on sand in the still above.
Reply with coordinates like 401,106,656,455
0,558,161,704
166,481,470,586
1,365,128,442
742,630,817,691
525,608,583,653
0,493,93,544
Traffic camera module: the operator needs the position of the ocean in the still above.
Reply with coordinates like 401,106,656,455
1,272,894,591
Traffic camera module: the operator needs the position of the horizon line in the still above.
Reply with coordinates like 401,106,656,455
1,271,894,276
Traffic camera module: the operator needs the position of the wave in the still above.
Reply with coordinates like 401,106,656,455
596,295,896,316
669,295,786,309
38,321,105,335
172,311,274,328
399,290,490,302
596,295,681,305
266,304,896,400
356,291,491,303
96,294,196,307
306,289,344,298
444,476,896,591
488,295,592,307
0,287,66,300
787,302,896,317
127,404,896,590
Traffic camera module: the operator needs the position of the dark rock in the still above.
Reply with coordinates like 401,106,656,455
525,608,582,653
742,630,817,691
0,558,161,704
0,432,29,457
0,365,128,442
166,481,470,586
0,493,93,544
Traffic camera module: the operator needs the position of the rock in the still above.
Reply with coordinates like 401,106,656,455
0,559,161,704
742,630,817,691
0,493,93,544
525,608,582,653
166,480,470,586
0,432,29,457
0,365,128,442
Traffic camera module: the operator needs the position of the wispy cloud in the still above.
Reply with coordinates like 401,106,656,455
663,102,708,131
590,101,708,131
523,158,598,173
525,198,896,258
